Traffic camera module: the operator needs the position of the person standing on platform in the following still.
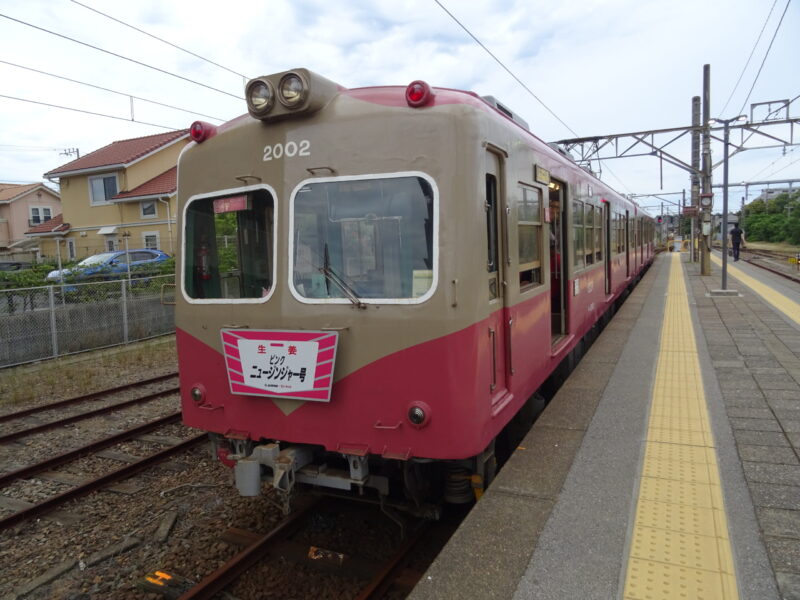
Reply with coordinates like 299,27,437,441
729,224,746,261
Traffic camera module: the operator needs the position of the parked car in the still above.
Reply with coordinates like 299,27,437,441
0,261,29,271
46,249,170,283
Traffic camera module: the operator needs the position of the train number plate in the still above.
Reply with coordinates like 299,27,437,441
220,329,338,402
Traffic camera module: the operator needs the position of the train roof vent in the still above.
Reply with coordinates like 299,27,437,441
481,95,529,131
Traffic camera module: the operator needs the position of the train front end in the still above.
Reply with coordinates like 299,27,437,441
176,69,494,513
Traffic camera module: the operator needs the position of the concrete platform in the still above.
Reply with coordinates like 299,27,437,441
410,252,800,600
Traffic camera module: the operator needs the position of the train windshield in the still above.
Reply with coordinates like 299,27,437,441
184,188,275,300
292,175,434,301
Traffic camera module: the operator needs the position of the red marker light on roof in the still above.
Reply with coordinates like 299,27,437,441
406,80,434,107
190,121,216,143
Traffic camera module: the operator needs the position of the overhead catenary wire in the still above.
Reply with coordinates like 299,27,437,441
0,94,179,131
432,0,579,138
69,0,248,80
736,0,792,116
0,144,64,151
0,12,244,101
429,2,641,193
763,154,800,179
0,59,226,122
720,0,779,115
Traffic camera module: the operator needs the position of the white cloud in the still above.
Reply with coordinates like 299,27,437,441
0,0,796,209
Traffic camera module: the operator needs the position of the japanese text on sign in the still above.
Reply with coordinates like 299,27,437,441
237,339,319,393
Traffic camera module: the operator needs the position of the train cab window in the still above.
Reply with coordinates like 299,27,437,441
184,188,275,300
517,184,542,289
572,200,584,269
291,175,435,302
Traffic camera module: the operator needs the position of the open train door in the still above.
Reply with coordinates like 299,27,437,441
549,179,567,342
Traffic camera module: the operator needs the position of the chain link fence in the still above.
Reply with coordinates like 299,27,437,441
0,275,175,368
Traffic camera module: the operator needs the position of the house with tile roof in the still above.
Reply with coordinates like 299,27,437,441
0,183,61,256
32,129,189,262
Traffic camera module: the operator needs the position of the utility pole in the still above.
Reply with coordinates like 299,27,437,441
691,96,701,262
711,115,747,294
700,65,712,276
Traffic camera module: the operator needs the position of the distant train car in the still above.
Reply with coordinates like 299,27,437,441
176,69,655,515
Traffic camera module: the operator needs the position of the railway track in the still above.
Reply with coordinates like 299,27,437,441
0,412,204,530
0,371,198,531
0,372,178,425
145,497,459,600
739,248,800,283
712,246,800,283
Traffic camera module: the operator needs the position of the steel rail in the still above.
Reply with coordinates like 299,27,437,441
742,257,800,283
353,522,430,600
0,433,205,530
0,386,180,444
0,372,178,424
0,412,182,487
178,499,318,600
714,247,800,284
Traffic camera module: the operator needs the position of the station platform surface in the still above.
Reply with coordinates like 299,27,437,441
409,251,800,600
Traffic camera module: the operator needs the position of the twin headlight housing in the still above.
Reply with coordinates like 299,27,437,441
245,69,338,122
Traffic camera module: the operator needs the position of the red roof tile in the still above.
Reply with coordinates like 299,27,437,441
112,167,177,201
25,213,70,235
0,183,56,203
44,130,188,178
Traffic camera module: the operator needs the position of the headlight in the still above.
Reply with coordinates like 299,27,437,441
246,78,275,117
278,72,308,108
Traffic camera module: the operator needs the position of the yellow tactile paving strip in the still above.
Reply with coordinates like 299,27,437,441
709,252,800,327
623,253,739,600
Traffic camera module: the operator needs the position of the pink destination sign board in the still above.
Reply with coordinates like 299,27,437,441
220,329,339,402
213,194,248,214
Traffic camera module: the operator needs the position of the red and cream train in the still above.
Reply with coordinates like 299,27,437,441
176,69,655,514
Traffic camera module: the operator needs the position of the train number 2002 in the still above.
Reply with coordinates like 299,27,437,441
263,140,311,161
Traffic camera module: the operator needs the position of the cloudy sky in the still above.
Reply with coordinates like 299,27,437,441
1,0,797,214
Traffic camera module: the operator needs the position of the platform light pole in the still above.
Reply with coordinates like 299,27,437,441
708,115,747,291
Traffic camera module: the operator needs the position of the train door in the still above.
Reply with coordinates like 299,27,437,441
604,201,611,295
549,179,567,341
625,210,631,278
485,151,509,401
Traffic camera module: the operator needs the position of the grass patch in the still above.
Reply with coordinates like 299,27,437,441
0,336,177,408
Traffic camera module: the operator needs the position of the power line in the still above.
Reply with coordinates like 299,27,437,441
431,1,635,195
748,146,797,180
0,144,62,151
737,0,792,115
432,0,578,138
69,0,248,80
720,0,778,115
764,154,800,179
0,59,226,122
0,94,179,130
0,12,243,101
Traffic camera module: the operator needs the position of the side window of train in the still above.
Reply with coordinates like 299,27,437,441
594,205,602,262
572,200,584,270
584,204,595,265
486,174,500,300
184,188,275,300
517,184,542,290
291,175,435,301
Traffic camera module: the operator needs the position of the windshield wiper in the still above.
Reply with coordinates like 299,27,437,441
320,243,366,309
